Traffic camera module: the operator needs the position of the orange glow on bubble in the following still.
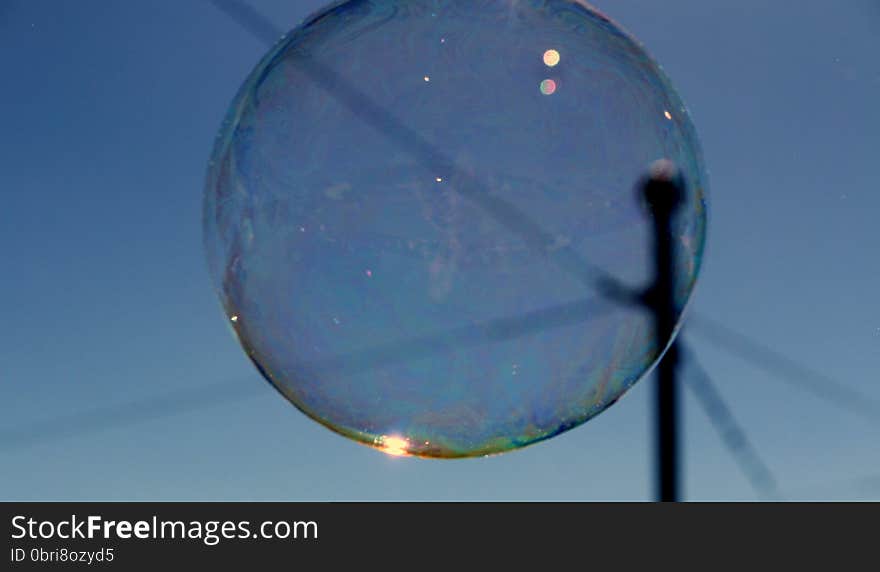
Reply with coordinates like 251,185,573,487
379,436,410,456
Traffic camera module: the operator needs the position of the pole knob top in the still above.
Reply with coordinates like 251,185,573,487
641,159,686,214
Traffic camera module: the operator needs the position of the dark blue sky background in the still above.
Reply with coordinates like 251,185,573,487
1,0,878,500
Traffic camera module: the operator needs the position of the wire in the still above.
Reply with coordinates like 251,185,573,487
302,296,620,376
0,295,617,451
689,314,880,424
208,0,282,45
0,380,266,451
680,343,783,501
206,0,635,305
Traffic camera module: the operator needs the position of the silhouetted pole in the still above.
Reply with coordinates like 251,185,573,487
642,160,685,502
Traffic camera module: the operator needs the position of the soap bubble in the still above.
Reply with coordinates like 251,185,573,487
204,0,708,458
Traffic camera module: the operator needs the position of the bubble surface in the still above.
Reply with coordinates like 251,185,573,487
204,0,708,458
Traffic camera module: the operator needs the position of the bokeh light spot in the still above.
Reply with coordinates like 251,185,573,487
539,78,557,95
543,49,561,67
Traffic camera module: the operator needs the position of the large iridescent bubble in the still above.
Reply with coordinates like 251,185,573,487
204,0,708,457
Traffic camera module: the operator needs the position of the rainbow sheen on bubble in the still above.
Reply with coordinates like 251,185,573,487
204,0,708,458
539,78,558,95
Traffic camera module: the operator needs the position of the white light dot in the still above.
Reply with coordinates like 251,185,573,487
543,49,561,67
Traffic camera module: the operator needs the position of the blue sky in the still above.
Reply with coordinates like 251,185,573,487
1,0,878,500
